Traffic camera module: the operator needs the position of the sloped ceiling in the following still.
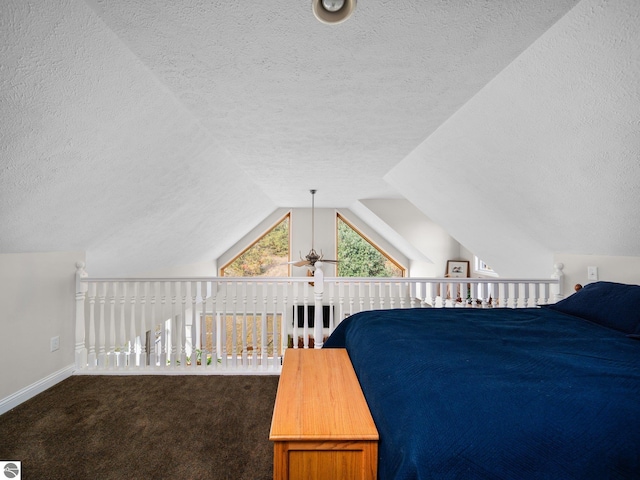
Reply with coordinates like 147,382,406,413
2,0,637,276
386,0,640,276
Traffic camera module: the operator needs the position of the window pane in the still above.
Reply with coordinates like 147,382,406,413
222,216,290,277
337,216,403,277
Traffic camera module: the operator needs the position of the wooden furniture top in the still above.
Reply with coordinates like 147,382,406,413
270,348,379,442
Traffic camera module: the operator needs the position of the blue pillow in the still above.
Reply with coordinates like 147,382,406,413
544,281,640,334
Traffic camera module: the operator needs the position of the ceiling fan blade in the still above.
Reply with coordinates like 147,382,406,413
291,260,311,267
319,259,339,263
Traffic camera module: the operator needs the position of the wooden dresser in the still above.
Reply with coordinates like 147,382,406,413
269,348,378,480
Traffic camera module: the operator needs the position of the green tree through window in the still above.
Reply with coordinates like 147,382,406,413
221,215,290,277
337,215,404,277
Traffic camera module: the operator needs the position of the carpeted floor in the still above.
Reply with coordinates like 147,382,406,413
0,375,280,480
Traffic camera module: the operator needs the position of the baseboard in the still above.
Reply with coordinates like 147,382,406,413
0,364,76,416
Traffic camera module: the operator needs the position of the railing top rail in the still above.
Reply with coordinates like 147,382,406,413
324,277,559,284
80,276,559,285
80,276,314,283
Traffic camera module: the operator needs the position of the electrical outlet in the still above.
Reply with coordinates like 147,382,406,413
587,266,598,281
50,336,60,352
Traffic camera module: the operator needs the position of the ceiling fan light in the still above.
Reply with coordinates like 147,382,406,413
313,0,356,25
322,0,344,12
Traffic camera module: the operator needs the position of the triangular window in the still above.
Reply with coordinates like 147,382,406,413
336,214,404,277
221,214,290,277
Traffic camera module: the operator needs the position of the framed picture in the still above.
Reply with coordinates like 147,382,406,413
446,260,470,278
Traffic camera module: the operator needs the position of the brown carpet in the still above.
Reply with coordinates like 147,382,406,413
0,375,280,480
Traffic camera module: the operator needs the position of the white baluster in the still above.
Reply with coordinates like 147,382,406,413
250,282,257,365
303,282,309,349
87,282,97,368
540,282,549,306
328,282,335,332
129,282,138,368
97,283,106,368
169,282,177,367
530,283,539,307
262,283,269,366
437,281,445,308
272,282,280,369
139,282,147,367
241,282,249,368
429,282,436,308
410,282,417,308
349,282,356,316
369,282,375,311
281,282,288,360
313,262,324,349
149,282,157,368
338,282,346,324
159,282,168,368
200,281,208,368
500,283,509,309
231,282,239,368
210,280,218,369
179,282,187,368
488,282,496,307
220,282,228,369
292,282,299,349
480,282,487,306
108,282,116,368
118,282,127,367
190,281,197,368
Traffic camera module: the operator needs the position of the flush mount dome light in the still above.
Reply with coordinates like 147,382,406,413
313,0,356,24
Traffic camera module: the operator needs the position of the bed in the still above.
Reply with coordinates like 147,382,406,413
323,281,640,479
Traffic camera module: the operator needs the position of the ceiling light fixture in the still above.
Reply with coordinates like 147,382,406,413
312,0,356,25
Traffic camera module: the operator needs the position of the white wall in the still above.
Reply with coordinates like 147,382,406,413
136,260,218,278
554,253,640,297
356,199,461,277
0,252,81,408
291,207,339,277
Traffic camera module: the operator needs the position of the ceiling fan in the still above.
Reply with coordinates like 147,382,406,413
290,189,339,268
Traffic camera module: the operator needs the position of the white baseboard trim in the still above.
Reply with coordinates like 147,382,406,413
0,364,76,416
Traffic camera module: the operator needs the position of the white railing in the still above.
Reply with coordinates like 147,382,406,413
74,262,564,374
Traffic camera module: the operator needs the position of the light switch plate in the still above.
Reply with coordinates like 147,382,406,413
587,266,598,281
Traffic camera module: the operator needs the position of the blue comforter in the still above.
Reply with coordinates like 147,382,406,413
324,307,640,479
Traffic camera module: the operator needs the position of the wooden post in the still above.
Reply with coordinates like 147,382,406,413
75,262,88,369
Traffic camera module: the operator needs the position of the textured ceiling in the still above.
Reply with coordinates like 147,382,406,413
386,0,640,276
83,0,579,208
3,0,638,276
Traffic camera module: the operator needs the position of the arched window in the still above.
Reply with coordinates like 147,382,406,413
220,214,290,277
336,214,405,277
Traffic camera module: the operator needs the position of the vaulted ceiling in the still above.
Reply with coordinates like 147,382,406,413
1,0,638,276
